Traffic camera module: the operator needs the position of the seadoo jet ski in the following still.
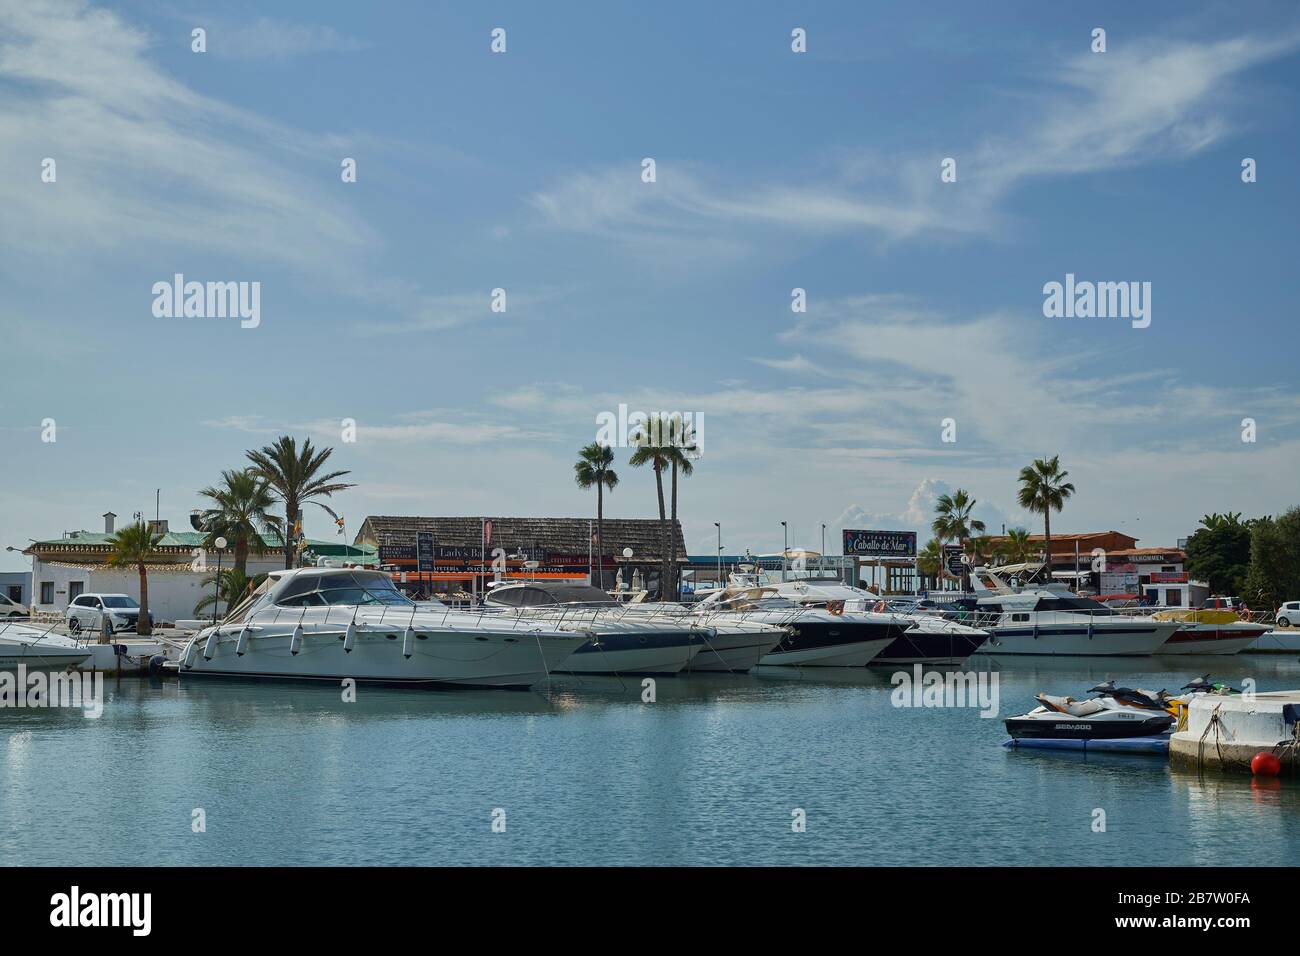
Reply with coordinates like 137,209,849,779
1004,680,1177,740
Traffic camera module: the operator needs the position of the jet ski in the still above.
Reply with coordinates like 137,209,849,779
1004,680,1176,740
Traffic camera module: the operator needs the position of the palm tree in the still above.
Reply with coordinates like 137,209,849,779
106,520,163,637
1017,456,1075,575
246,436,355,569
629,415,674,599
197,468,282,574
574,442,619,589
664,443,697,601
932,489,985,590
1001,527,1036,564
194,569,266,619
1200,512,1243,531
917,538,942,590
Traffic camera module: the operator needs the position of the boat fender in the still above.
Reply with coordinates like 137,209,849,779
290,624,304,656
344,621,357,654
235,625,250,657
182,641,198,669
402,626,415,659
148,655,167,676
202,630,220,660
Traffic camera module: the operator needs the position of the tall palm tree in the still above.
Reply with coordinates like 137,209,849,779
1017,456,1075,575
246,436,355,569
1002,526,1036,564
917,538,942,591
629,415,674,599
932,489,985,590
664,443,697,601
197,468,282,574
106,520,163,637
574,442,619,589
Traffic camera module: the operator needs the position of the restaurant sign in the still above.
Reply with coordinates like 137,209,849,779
842,529,918,558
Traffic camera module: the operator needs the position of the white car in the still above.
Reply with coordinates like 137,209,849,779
1277,601,1300,628
0,594,28,618
66,593,153,635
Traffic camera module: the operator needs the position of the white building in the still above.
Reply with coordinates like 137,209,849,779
22,512,383,626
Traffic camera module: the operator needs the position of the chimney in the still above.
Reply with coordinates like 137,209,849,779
103,512,116,534
147,519,169,536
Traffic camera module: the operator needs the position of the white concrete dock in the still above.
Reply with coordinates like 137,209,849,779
1169,691,1300,773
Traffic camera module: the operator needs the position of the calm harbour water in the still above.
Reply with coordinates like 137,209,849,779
4,655,1300,866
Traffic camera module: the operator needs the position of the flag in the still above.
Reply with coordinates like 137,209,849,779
484,520,493,547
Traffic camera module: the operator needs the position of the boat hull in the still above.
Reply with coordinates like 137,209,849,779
555,630,701,675
1156,625,1267,656
181,625,587,689
975,622,1177,656
0,645,91,670
759,635,894,667
1004,714,1174,740
687,629,784,673
871,626,991,666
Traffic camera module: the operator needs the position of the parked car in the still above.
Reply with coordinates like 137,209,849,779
1277,601,1300,628
66,593,153,635
1202,595,1246,611
0,594,28,618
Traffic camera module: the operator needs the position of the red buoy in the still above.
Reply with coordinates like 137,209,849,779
1251,752,1282,777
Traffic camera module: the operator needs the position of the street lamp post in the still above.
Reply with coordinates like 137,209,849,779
781,521,788,582
714,522,722,588
212,536,227,625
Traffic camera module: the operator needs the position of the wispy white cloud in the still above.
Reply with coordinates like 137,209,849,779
206,18,368,59
0,1,370,270
530,30,1300,253
0,0,458,335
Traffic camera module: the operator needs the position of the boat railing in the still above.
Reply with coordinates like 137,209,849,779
228,600,610,636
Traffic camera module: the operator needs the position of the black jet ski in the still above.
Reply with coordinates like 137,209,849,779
1004,680,1176,740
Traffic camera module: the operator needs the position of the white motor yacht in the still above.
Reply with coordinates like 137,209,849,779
969,569,1178,656
771,579,991,666
179,567,590,689
483,581,708,674
691,586,903,666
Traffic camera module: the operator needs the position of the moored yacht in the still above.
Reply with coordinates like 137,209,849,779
693,586,902,667
771,579,991,665
483,581,706,675
969,568,1178,656
1151,608,1271,655
179,567,589,689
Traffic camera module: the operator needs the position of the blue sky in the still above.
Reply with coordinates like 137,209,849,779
3,0,1299,569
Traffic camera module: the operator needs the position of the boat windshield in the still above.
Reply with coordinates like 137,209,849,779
274,572,415,608
1032,596,1116,616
